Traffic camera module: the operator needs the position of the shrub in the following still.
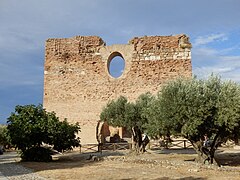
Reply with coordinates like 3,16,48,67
21,147,52,162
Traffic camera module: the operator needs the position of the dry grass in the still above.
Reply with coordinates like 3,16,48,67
20,148,240,180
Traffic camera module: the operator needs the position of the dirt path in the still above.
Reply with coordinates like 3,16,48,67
0,151,46,180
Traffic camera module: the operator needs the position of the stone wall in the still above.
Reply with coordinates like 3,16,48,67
43,35,192,143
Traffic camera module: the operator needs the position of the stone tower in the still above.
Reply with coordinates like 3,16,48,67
43,34,192,143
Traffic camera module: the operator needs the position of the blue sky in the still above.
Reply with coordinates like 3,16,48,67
1,0,240,124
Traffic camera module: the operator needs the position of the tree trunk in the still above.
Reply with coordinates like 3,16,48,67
131,126,150,153
132,127,143,153
233,137,239,145
191,140,219,166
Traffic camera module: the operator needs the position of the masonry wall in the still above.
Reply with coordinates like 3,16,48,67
43,35,192,143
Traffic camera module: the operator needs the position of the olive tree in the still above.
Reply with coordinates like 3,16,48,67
7,104,80,161
100,93,154,152
146,76,240,165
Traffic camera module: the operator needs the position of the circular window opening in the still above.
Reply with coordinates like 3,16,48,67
108,52,125,78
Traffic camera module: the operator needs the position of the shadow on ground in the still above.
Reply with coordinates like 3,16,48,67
215,151,240,166
150,148,196,155
0,150,125,177
158,177,206,180
21,150,125,172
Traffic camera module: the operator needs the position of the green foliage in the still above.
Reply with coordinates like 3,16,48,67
148,76,240,141
134,93,155,131
51,120,80,152
100,93,154,132
100,96,128,127
7,104,80,161
144,75,240,164
143,99,166,139
8,105,47,151
100,93,154,152
0,125,11,148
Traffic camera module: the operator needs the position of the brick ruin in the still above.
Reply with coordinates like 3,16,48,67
43,34,192,143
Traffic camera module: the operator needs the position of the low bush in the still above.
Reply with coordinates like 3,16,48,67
21,147,52,162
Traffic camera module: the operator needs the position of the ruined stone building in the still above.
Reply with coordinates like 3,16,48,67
43,34,192,143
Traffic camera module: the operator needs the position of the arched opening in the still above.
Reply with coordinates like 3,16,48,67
96,121,132,143
107,52,125,78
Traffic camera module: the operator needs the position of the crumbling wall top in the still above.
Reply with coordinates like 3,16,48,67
129,34,192,50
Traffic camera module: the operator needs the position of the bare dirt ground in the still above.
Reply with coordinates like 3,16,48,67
18,147,240,180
